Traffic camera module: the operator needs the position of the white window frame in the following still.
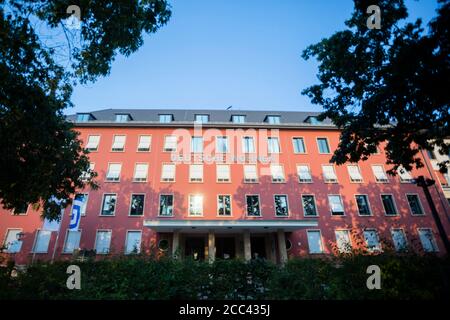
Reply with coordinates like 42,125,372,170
274,194,289,217
133,163,149,182
129,193,145,216
99,193,117,216
328,194,345,216
243,164,258,183
267,137,281,154
62,229,82,254
124,230,142,254
242,136,255,153
3,228,23,253
363,229,381,252
301,194,318,217
105,163,122,182
216,136,229,153
161,163,176,182
270,164,285,183
111,135,126,152
159,114,173,123
398,166,414,183
158,194,174,217
380,193,398,216
306,230,324,254
189,164,204,182
137,135,152,152
406,193,425,216
217,194,232,216
292,137,307,154
371,164,389,183
216,164,231,183
322,164,338,183
188,194,204,216
417,228,439,252
163,135,177,152
297,164,312,183
94,229,112,255
191,136,203,153
316,137,331,154
81,162,95,182
32,229,52,253
335,229,352,253
354,194,372,216
245,194,262,217
74,193,89,216
85,135,100,152
391,228,408,252
347,165,363,183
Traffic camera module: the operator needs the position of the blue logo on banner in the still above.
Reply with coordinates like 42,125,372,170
69,204,81,231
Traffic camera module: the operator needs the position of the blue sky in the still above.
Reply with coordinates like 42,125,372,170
70,0,439,114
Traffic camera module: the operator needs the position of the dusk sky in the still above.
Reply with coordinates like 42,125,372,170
70,0,440,114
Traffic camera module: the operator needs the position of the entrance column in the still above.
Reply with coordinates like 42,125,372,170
172,230,180,259
277,229,288,265
208,230,216,263
243,229,251,261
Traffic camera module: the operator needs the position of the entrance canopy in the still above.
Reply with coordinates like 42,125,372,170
143,219,318,233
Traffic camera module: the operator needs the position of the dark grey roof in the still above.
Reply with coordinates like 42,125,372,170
68,108,334,127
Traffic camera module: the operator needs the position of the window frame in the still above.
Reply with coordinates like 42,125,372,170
335,229,352,253
216,136,229,153
216,164,231,183
158,194,174,217
105,162,122,182
128,193,145,217
363,228,382,252
2,228,23,253
242,136,256,153
292,137,307,154
245,194,262,217
159,114,173,123
62,229,82,254
124,230,142,255
406,193,425,216
267,137,281,154
273,194,290,217
380,194,398,216
74,193,89,216
347,165,363,183
243,164,259,183
99,193,117,216
296,164,313,183
316,137,331,154
217,194,232,217
306,229,324,254
188,194,204,217
189,164,204,183
132,162,149,182
270,164,286,183
85,134,100,152
371,164,389,183
354,194,372,216
94,229,112,255
161,163,176,182
301,194,319,217
322,164,338,183
111,134,126,152
390,228,408,252
328,194,345,216
137,135,152,152
163,135,177,152
417,228,439,253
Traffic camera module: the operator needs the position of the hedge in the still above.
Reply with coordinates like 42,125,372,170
0,253,449,299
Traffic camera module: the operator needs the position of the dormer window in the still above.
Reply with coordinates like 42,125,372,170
76,113,94,122
305,116,321,125
115,114,131,122
231,115,246,123
194,114,209,123
265,115,281,124
159,114,173,123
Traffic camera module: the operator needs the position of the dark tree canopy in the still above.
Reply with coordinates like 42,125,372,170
0,0,171,220
302,0,450,174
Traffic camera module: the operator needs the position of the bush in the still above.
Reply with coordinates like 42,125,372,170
0,253,448,300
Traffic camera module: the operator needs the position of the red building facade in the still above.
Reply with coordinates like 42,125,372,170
1,109,450,265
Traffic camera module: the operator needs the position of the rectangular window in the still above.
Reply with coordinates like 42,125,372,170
364,229,381,252
218,195,231,216
106,163,121,182
355,195,371,216
266,115,281,124
125,231,142,254
216,136,229,153
335,230,352,253
189,164,203,182
129,194,145,216
133,163,148,182
161,164,176,182
81,162,95,182
33,230,51,253
191,137,203,153
242,136,255,153
347,165,363,182
163,136,177,152
302,195,318,217
137,135,151,152
407,194,424,215
292,138,306,154
100,194,116,216
270,164,285,183
86,135,100,151
372,165,389,182
391,229,408,252
217,164,231,182
317,138,330,154
95,230,112,254
243,164,258,183
322,165,337,183
246,195,261,217
267,137,281,153
307,230,324,253
274,195,289,216
418,228,438,252
232,115,246,123
3,229,23,253
195,114,209,123
111,135,126,151
159,114,173,123
398,167,413,183
115,114,130,122
76,113,91,122
328,195,344,215
159,195,174,216
297,165,312,183
381,195,397,216
63,230,81,253
74,193,88,216
189,195,203,216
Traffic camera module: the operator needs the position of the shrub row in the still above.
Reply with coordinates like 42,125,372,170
0,253,449,299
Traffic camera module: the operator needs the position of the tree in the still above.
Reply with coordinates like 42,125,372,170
0,1,171,220
302,0,449,174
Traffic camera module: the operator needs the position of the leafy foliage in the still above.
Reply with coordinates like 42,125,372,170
302,0,450,174
0,254,449,299
0,1,171,219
